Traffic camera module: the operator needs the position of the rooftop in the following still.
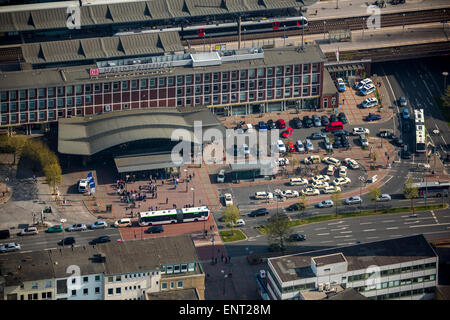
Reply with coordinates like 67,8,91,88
0,235,201,286
312,252,346,267
147,288,199,300
0,45,327,90
269,235,437,283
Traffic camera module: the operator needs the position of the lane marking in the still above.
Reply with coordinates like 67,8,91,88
386,227,399,230
328,221,343,225
314,227,327,231
360,222,373,225
382,220,396,223
404,220,420,225
320,240,333,244
340,231,353,234
317,233,330,236
334,235,352,239
363,229,377,232
410,222,450,228
430,210,439,224
331,227,348,231
366,236,379,240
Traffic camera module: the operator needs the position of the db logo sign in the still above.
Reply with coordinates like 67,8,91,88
89,68,100,76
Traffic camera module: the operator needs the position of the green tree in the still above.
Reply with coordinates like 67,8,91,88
297,194,308,215
44,162,62,194
222,205,241,228
265,213,291,255
404,178,418,215
442,85,450,108
7,135,28,165
369,187,382,212
330,190,342,216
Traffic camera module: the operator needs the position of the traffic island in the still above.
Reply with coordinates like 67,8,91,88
219,229,247,242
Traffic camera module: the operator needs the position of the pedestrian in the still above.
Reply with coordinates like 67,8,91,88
224,257,228,264
215,257,217,264
189,174,192,180
229,256,231,263
221,254,224,262
193,172,195,178
166,197,168,204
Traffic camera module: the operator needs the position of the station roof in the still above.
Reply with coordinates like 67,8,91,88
58,107,226,156
21,32,184,64
0,0,317,33
114,153,184,173
268,235,437,283
0,45,327,90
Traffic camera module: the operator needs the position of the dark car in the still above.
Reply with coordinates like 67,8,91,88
285,203,305,212
401,149,411,159
288,233,306,242
321,115,330,126
393,137,405,147
249,208,269,217
59,237,75,246
338,113,348,124
330,114,338,123
292,117,303,129
258,121,268,131
267,119,276,130
90,235,111,245
333,130,350,137
311,132,327,139
302,116,312,128
378,130,396,139
268,213,289,223
333,139,342,148
146,225,164,233
365,113,381,121
0,229,10,240
341,136,350,147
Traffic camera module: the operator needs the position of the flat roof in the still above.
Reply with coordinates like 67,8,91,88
114,153,184,173
58,107,225,156
147,288,199,300
269,235,437,283
0,0,318,32
312,253,346,267
0,235,201,286
0,45,327,90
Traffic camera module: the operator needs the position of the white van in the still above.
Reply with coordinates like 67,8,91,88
217,169,225,183
78,179,88,193
367,175,378,183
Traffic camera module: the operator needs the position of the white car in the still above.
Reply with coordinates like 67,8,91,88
323,185,341,194
361,97,378,108
353,127,370,135
282,190,300,198
304,155,321,165
0,243,21,253
114,218,132,228
333,177,351,186
90,221,107,229
376,194,392,202
290,177,308,186
312,175,330,183
356,78,373,90
317,200,334,208
360,135,369,147
78,179,88,193
312,181,329,189
367,175,378,183
296,140,305,153
338,166,347,177
360,83,376,95
19,227,38,236
323,157,341,167
235,219,245,226
344,158,360,169
277,140,286,153
345,196,362,205
217,169,225,183
304,139,314,151
326,165,336,176
66,224,87,232
278,157,290,166
254,192,274,200
301,188,320,196
224,193,233,206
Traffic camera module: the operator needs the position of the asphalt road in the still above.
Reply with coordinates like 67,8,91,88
0,227,122,254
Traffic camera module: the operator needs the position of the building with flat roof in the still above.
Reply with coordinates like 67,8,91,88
0,235,205,300
258,235,438,300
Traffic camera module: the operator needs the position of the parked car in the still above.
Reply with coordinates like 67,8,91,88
292,117,303,129
249,208,269,217
19,227,38,236
312,115,322,127
285,203,305,212
301,188,320,196
0,242,21,253
90,221,107,229
355,78,372,90
330,114,338,123
360,134,369,147
290,177,308,186
224,193,233,206
365,113,381,121
287,142,296,153
304,139,314,151
338,166,347,177
281,190,300,198
258,121,268,131
304,155,321,164
345,196,362,205
288,233,306,242
235,219,246,227
343,158,360,169
360,83,376,95
281,127,293,138
311,132,326,139
296,140,305,153
393,137,405,147
337,78,346,92
277,140,286,153
376,194,392,202
254,192,274,200
217,169,225,183
326,164,336,176
333,129,350,137
312,181,329,189
312,175,330,183
333,177,351,186
302,116,313,128
66,224,87,232
267,119,276,130
323,157,341,167
59,237,76,246
378,130,395,139
323,186,341,194
338,112,348,124
333,139,342,149
367,175,378,183
321,115,330,126
361,97,378,108
399,96,407,107
317,200,334,208
323,137,333,151
277,119,286,129
46,225,63,233
0,229,10,239
114,218,132,228
341,136,350,148
402,108,410,119
353,127,370,135
146,225,164,233
90,235,111,245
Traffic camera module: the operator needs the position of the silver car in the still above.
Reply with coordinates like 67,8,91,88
90,221,107,229
67,224,87,232
0,243,21,253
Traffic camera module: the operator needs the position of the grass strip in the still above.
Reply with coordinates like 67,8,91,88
219,229,247,242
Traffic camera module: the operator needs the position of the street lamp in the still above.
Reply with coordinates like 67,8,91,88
60,218,66,247
191,187,195,207
184,169,188,192
221,270,227,295
358,176,365,213
210,236,215,264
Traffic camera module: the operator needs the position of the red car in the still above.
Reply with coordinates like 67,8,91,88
281,127,293,138
277,119,286,129
287,142,295,152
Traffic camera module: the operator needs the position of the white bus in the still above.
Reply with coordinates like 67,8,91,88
414,109,426,153
138,206,210,226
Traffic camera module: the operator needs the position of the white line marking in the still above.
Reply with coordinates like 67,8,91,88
360,222,373,225
21,250,32,253
340,231,353,234
386,227,399,230
331,227,348,231
320,240,333,243
328,221,343,225
430,210,439,224
390,234,403,238
366,236,379,240
404,220,420,225
410,222,450,228
363,229,376,232
382,220,396,223
334,235,352,239
317,233,330,236
314,227,327,231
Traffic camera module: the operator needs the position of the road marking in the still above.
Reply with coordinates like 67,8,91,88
386,227,399,230
430,210,438,224
337,242,355,246
340,231,353,234
328,221,343,225
384,175,394,184
410,222,450,228
363,229,376,232
404,220,420,225
314,227,327,231
360,222,373,225
320,240,333,244
317,233,330,236
331,227,348,231
382,220,396,223
21,250,32,253
390,234,403,238
366,236,379,240
334,235,352,238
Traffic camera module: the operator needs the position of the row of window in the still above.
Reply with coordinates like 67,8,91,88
1,64,321,101
348,262,437,282
71,287,101,296
372,287,435,300
161,263,196,275
19,291,52,300
353,274,436,292
107,271,158,283
161,281,183,290
107,285,142,296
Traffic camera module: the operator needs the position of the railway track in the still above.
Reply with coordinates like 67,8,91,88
183,8,450,45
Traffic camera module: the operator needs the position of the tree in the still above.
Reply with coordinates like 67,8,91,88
290,157,299,174
404,178,418,215
369,187,382,212
265,213,291,256
330,190,342,216
44,162,62,194
222,205,241,228
7,135,27,165
297,194,308,215
442,85,450,108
